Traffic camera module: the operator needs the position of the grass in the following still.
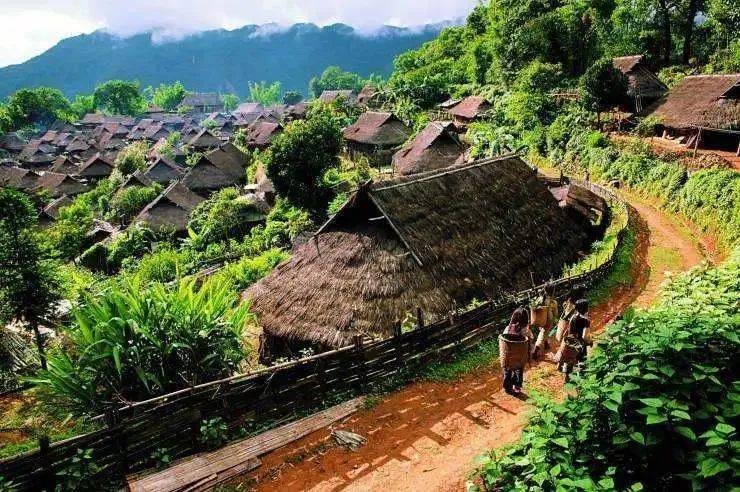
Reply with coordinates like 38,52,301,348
421,338,500,382
587,217,637,305
564,201,628,277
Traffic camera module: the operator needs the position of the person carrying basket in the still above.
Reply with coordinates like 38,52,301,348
500,307,534,395
556,299,592,382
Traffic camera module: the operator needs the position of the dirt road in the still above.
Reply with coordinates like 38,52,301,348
231,195,708,492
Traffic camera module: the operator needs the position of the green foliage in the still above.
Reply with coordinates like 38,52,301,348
30,276,251,414
579,57,629,114
634,115,663,137
105,225,157,272
327,193,348,216
220,93,240,111
188,188,266,247
107,183,162,225
55,448,100,492
265,105,342,214
282,90,304,105
248,81,281,105
148,81,186,111
3,87,72,130
115,141,150,175
309,66,364,98
92,79,145,116
211,249,289,293
150,447,172,470
69,95,96,119
199,417,229,449
476,254,740,491
128,248,188,284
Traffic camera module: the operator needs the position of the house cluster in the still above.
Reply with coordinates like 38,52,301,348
0,92,304,245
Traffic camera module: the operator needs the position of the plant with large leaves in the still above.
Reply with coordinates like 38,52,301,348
30,276,252,414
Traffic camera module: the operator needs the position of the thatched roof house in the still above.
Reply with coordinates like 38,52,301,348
34,172,89,197
392,121,464,175
187,129,222,150
0,166,39,190
358,85,379,106
643,74,740,151
133,181,204,232
244,155,590,359
180,93,224,113
144,155,185,184
19,140,57,166
50,156,79,175
40,195,73,224
245,121,282,149
343,112,412,166
182,142,247,193
319,90,357,105
613,55,667,109
0,132,26,152
79,152,115,179
446,96,491,125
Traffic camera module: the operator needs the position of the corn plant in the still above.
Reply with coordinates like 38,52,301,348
30,276,252,414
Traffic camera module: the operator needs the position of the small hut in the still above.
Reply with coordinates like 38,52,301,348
642,74,740,154
187,129,222,150
446,96,491,126
392,121,464,175
133,181,204,232
319,90,358,106
50,156,79,175
34,172,89,198
144,155,185,184
244,155,590,361
39,195,73,224
612,55,667,112
358,85,379,106
79,153,115,180
343,112,412,166
0,166,40,190
180,93,225,113
182,142,247,193
245,121,282,150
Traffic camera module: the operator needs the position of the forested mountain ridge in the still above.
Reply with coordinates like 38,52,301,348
0,22,450,99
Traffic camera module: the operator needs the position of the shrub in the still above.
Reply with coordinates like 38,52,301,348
128,247,189,284
475,253,740,491
212,249,289,292
78,243,109,273
105,225,157,271
634,115,663,137
188,188,265,247
327,193,348,216
31,276,252,414
114,141,149,175
107,184,161,225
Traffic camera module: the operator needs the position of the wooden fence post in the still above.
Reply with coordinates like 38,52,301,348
104,406,128,479
39,435,54,491
393,320,403,373
353,335,366,394
415,308,425,330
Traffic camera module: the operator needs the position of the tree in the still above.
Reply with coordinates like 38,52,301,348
282,91,304,105
4,87,72,130
92,80,145,115
188,187,266,245
221,93,240,111
149,81,186,111
0,190,61,370
107,184,162,225
580,58,629,126
264,106,342,214
69,94,96,119
309,66,364,98
248,81,282,105
115,141,150,175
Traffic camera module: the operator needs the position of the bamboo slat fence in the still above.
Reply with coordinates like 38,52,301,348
0,181,629,491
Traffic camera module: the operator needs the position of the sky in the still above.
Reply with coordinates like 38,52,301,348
0,0,479,67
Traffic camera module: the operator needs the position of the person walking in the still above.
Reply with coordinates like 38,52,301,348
502,307,533,395
558,298,591,382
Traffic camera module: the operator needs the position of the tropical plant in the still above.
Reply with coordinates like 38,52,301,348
31,276,252,413
107,184,162,225
3,87,72,130
148,81,186,111
248,81,281,105
199,417,229,449
220,93,240,111
309,66,364,98
115,141,150,175
92,80,145,116
55,448,100,492
282,91,304,105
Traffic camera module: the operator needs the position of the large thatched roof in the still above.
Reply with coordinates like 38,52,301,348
643,74,740,130
613,55,667,99
392,121,464,175
133,181,204,231
343,112,412,147
244,155,589,349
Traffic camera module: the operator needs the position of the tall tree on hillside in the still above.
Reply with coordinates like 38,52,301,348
93,80,145,115
580,58,629,127
221,93,240,111
309,66,364,98
0,190,61,370
282,91,304,105
248,81,282,105
4,87,72,130
148,81,187,111
69,94,96,119
264,105,342,214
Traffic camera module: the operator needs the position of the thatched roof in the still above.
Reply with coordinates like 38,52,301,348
246,121,282,148
144,155,185,184
447,96,491,120
358,85,379,105
244,155,589,348
79,152,114,178
392,121,463,175
133,181,204,231
41,195,73,221
0,166,39,190
19,140,57,164
50,156,79,175
319,90,357,105
80,114,134,126
181,92,223,108
235,103,265,115
643,74,740,130
613,55,667,99
0,132,26,151
187,129,222,149
182,142,246,191
343,112,412,147
34,172,89,197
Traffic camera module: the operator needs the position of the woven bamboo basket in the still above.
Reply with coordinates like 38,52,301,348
499,333,529,370
530,306,548,327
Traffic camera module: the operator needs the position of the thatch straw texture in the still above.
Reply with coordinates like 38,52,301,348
245,155,589,351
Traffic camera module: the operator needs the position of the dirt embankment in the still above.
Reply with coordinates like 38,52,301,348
229,194,707,492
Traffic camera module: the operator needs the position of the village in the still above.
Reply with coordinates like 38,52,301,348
0,1,739,490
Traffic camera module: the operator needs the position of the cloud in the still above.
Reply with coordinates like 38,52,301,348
0,1,477,66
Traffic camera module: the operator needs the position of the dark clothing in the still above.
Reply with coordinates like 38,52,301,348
569,314,590,342
503,368,523,392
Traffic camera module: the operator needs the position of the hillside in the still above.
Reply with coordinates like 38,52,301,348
0,23,448,99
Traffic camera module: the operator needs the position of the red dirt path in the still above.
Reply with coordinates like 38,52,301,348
228,195,707,492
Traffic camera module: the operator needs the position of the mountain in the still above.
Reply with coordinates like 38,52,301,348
0,23,450,99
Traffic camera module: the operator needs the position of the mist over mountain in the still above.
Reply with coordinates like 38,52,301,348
0,22,451,100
